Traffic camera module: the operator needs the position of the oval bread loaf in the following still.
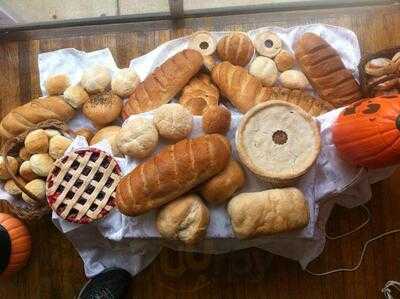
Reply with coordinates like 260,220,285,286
227,188,309,239
116,134,231,216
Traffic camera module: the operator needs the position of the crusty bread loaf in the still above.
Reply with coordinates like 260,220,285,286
156,194,209,245
0,96,75,138
179,73,219,115
216,32,254,66
263,86,334,116
116,134,230,216
211,62,270,113
294,33,362,107
227,188,309,239
122,49,203,118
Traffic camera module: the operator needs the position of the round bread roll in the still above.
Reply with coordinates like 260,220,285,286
19,161,39,181
30,154,54,177
49,135,72,160
22,179,46,205
117,118,158,159
83,92,123,127
111,68,140,98
202,105,231,135
188,31,217,56
44,129,61,138
24,129,49,154
365,58,396,77
19,147,31,161
0,156,19,180
45,74,70,96
200,160,245,204
274,50,295,72
73,128,95,143
90,126,122,157
4,177,26,196
156,194,209,245
153,104,193,141
236,100,321,185
63,84,89,108
279,70,309,90
217,32,254,66
254,31,282,58
249,56,278,87
80,65,111,94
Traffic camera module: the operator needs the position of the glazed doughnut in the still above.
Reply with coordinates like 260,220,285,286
254,31,282,58
188,31,217,56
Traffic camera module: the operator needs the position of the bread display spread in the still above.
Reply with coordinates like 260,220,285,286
0,97,75,138
122,49,203,118
1,27,379,245
236,101,321,184
294,32,362,107
227,188,309,239
116,134,230,216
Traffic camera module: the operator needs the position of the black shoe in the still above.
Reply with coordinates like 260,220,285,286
77,267,132,299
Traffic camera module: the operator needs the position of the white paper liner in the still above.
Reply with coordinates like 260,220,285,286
0,24,395,277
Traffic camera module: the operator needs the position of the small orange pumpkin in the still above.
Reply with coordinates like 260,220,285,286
332,94,400,168
0,213,31,276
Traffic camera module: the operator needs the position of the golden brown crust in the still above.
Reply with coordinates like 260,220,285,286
294,32,362,107
116,134,231,216
0,97,75,138
122,49,203,117
216,32,254,66
179,74,219,115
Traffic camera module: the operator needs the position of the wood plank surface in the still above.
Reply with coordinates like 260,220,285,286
1,4,400,298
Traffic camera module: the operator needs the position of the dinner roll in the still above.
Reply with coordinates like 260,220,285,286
90,126,121,156
49,135,72,160
44,129,61,138
25,129,49,154
45,74,70,96
116,118,158,159
202,106,231,135
200,160,245,204
73,127,95,143
80,65,111,94
63,84,89,108
249,56,279,87
19,161,39,181
22,179,46,205
0,156,19,180
156,194,209,245
111,68,140,98
30,154,54,177
153,104,193,141
279,70,309,90
83,92,123,127
274,50,295,72
4,176,26,196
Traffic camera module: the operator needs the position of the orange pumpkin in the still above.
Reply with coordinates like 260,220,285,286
332,94,400,168
0,213,31,276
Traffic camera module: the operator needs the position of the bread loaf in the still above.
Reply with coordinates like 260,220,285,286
116,134,230,216
179,74,219,115
216,32,254,66
122,49,203,117
227,188,309,239
294,33,362,107
156,194,209,245
0,97,75,138
211,62,270,113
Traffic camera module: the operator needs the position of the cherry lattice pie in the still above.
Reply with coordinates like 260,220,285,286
46,148,122,224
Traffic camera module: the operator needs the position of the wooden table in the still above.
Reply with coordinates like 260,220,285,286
1,3,400,298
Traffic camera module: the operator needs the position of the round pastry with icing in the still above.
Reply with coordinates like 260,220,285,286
236,100,321,185
254,31,282,58
188,31,217,56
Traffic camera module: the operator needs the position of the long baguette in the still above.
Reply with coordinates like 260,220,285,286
122,49,203,118
116,134,230,216
0,96,75,138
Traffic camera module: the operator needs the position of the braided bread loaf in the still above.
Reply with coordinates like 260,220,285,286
0,96,75,138
122,49,203,118
116,134,230,216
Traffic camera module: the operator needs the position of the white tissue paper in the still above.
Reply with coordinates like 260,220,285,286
1,24,396,278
